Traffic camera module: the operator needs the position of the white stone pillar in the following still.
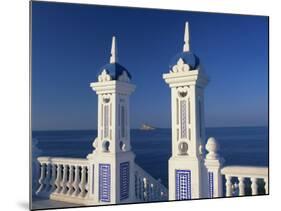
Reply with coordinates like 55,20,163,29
204,137,223,198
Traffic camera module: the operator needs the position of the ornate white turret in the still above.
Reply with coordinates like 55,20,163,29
87,36,136,204
89,36,135,155
163,21,209,200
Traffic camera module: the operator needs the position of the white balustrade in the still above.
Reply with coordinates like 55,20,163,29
36,156,167,205
36,155,268,205
134,164,168,202
221,166,268,197
36,157,91,203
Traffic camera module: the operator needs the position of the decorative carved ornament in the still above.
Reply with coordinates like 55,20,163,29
177,86,188,98
98,69,112,82
170,58,190,73
102,94,111,103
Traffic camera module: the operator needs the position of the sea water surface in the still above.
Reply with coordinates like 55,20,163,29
32,126,268,188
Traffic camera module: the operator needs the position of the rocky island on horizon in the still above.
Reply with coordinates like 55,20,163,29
140,123,156,130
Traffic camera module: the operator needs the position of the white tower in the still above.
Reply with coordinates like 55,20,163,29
87,36,136,204
163,22,209,200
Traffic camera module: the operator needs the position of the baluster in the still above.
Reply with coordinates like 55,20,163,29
67,165,74,195
225,175,233,197
147,180,150,201
251,177,258,195
143,177,147,201
54,164,62,193
72,165,80,196
147,179,150,201
79,166,87,197
138,178,142,200
134,174,137,198
264,177,268,194
60,164,68,194
238,177,245,196
50,164,57,192
141,178,145,201
44,164,52,192
84,166,89,197
150,183,154,201
36,163,46,194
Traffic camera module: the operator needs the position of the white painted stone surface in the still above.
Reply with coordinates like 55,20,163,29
163,22,209,200
87,36,136,205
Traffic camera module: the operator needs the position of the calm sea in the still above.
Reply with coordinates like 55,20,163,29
32,126,268,187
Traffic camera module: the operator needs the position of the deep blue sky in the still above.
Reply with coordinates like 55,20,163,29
32,2,268,130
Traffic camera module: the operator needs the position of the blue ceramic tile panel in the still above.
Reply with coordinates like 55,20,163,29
120,162,130,200
99,164,111,202
176,170,191,200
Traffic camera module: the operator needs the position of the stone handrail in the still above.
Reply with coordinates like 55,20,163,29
134,164,168,202
36,157,91,204
221,166,268,197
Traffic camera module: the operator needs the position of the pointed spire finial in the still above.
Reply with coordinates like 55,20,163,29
183,22,190,52
110,36,118,63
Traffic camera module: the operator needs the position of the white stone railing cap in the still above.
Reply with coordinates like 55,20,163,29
37,156,89,166
221,165,268,178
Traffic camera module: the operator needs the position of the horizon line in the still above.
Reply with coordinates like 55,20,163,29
32,125,269,132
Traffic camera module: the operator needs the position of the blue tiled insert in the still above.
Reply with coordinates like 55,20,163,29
176,169,191,200
120,162,130,200
208,172,214,198
99,164,111,202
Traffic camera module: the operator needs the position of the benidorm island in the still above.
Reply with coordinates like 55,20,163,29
31,2,268,210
